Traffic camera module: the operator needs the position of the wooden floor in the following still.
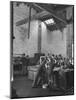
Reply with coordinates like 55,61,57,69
11,75,73,98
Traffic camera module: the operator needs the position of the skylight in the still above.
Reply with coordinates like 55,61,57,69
44,18,55,25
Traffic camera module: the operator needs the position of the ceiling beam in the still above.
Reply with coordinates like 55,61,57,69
33,3,67,24
16,10,50,26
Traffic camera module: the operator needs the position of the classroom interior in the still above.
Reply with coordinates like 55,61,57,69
10,2,74,98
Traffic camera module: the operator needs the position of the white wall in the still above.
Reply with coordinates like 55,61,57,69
14,19,73,57
14,21,72,57
13,20,38,57
41,22,67,57
13,3,38,57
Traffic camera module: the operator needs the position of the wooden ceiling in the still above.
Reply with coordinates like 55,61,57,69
15,2,73,31
34,3,71,12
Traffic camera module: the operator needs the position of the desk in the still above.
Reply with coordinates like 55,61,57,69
53,68,74,90
28,65,74,89
28,65,39,80
53,67,74,72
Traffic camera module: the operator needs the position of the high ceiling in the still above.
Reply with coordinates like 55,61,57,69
14,2,73,31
